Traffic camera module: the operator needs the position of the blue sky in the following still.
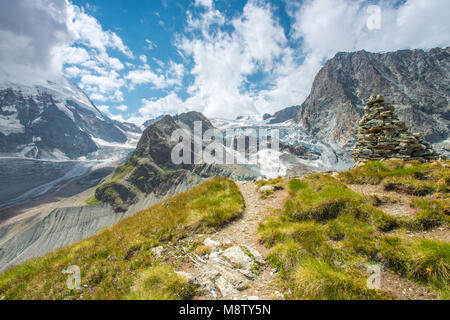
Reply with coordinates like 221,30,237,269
67,0,302,122
1,0,449,124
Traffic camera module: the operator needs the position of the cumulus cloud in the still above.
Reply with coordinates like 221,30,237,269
291,0,450,60
136,0,449,121
0,0,136,105
1,0,449,123
125,61,184,90
140,0,304,119
139,55,147,63
0,0,72,79
115,105,128,111
145,39,156,50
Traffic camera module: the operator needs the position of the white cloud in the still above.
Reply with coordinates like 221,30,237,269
139,0,450,121
125,61,184,90
97,105,110,114
145,39,156,50
115,105,128,111
139,93,189,119
139,54,147,63
0,0,71,79
291,0,450,70
171,0,301,119
195,0,213,9
0,0,135,105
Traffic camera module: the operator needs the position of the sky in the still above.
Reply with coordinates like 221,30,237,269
0,0,449,124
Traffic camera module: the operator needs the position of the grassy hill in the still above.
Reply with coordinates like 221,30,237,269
1,160,448,300
259,160,449,299
0,177,244,300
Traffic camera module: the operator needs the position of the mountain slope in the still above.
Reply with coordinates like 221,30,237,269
0,76,133,159
1,160,448,300
0,178,244,299
294,47,450,153
95,111,257,212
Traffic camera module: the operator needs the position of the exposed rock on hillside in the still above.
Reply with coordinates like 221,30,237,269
295,47,450,154
353,95,436,162
264,105,300,124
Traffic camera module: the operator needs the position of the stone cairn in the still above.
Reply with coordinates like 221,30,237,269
353,95,436,162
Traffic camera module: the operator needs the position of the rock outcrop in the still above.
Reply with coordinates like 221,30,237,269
353,95,437,162
264,105,300,124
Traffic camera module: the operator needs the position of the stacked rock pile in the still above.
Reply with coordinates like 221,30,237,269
353,95,436,162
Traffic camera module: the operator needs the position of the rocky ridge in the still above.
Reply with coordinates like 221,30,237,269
353,95,437,162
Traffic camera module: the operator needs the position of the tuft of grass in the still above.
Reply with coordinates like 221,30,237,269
0,177,243,300
406,199,450,231
339,160,449,189
195,245,212,256
291,257,387,300
383,177,435,196
85,196,102,205
126,265,196,300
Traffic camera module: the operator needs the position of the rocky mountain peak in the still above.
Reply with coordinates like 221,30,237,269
295,47,450,156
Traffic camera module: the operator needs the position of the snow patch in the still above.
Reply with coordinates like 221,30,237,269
0,109,24,136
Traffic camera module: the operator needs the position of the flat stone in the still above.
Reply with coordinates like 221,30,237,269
215,276,239,297
222,246,254,270
151,246,164,258
258,185,275,193
204,237,221,247
242,245,265,264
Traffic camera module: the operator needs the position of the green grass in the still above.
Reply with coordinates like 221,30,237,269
0,177,244,300
406,199,450,230
126,265,196,300
256,177,285,190
85,196,102,205
383,177,436,196
259,171,449,299
377,237,450,299
339,160,449,190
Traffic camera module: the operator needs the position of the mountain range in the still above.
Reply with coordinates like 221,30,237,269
0,75,141,160
0,45,449,276
293,47,450,154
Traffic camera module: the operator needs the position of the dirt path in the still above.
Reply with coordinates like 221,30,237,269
172,181,289,300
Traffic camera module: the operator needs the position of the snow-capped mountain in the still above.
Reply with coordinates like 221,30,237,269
0,75,140,160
